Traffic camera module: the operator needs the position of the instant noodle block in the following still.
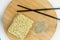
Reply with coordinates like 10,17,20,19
8,14,34,40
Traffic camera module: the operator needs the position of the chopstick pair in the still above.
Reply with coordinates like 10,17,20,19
17,5,60,20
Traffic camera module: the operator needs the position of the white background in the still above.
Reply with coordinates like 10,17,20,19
0,0,60,40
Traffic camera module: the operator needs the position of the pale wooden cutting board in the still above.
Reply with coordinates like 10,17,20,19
2,0,57,40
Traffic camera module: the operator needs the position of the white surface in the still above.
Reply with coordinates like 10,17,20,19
0,0,60,40
0,0,11,40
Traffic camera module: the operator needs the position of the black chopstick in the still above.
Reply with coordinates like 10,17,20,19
17,5,60,20
17,5,60,12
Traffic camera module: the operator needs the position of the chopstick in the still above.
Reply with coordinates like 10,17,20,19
17,5,60,12
17,5,60,20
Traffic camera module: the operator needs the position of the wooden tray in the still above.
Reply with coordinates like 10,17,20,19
2,0,57,40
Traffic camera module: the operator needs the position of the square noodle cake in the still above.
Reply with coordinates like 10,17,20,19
8,14,34,40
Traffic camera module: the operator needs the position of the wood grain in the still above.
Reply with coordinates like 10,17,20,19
2,0,57,40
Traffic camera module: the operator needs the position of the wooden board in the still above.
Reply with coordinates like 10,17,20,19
2,0,57,40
